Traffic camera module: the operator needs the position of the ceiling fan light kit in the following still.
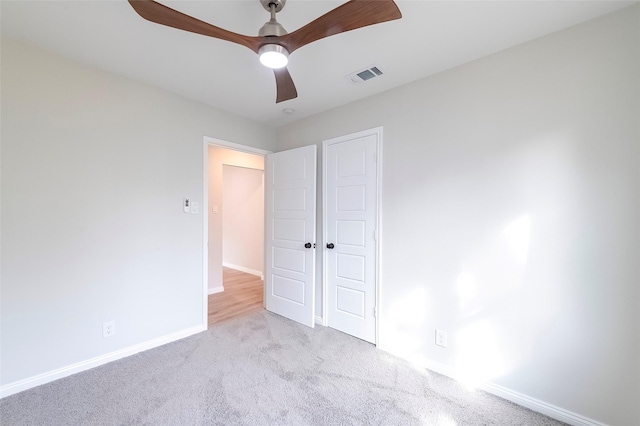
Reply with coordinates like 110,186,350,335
259,44,289,69
127,0,402,103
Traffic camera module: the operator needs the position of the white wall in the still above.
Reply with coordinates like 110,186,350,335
207,146,264,292
276,6,639,426
0,37,275,389
222,165,264,276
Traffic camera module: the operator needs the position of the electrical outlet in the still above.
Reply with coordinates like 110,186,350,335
435,329,448,348
103,321,115,338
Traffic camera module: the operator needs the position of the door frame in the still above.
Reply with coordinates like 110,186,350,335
321,127,383,345
202,136,271,330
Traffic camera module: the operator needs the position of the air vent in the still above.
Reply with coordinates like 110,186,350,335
346,66,384,85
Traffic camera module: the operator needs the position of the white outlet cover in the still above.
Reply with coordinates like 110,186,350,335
103,321,115,338
435,329,448,348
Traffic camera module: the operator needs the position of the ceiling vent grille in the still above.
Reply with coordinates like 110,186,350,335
346,66,383,85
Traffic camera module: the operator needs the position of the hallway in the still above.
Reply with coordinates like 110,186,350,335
207,267,264,326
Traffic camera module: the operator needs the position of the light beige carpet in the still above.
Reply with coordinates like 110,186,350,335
0,310,565,425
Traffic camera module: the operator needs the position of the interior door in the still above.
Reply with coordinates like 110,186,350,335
324,129,379,343
265,145,316,327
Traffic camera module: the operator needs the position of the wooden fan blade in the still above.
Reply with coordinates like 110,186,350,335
128,0,262,53
274,68,298,103
278,0,402,54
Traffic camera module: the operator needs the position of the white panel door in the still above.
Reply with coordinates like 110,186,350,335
265,145,316,328
324,129,379,343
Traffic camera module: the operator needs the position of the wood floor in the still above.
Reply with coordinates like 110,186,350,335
208,267,264,326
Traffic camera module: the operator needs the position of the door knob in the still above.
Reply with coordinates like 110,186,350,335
305,242,312,249
326,243,335,249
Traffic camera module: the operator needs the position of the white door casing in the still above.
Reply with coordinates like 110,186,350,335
265,145,317,328
203,136,271,330
323,128,381,343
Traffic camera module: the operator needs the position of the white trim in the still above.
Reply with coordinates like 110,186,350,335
202,141,210,330
385,354,606,426
202,136,271,330
322,148,328,331
204,136,271,156
315,315,325,326
222,262,264,279
208,286,225,295
0,325,205,399
481,383,607,426
374,128,383,348
322,127,383,345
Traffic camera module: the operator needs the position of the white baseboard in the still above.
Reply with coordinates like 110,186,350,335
315,315,324,326
0,324,206,399
480,382,607,426
222,262,263,279
208,286,224,295
382,351,606,426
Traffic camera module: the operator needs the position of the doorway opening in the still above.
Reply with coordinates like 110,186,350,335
203,137,270,327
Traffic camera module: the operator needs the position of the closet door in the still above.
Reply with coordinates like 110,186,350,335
265,145,317,327
324,129,380,343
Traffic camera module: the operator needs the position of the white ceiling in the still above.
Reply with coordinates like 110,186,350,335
1,0,635,127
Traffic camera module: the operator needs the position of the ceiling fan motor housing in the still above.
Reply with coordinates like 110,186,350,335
259,19,287,37
259,0,288,37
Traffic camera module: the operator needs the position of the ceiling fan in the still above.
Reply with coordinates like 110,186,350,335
127,0,402,103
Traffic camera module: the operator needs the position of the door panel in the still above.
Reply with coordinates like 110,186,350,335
325,131,379,343
336,220,366,246
273,219,305,242
336,253,366,281
336,287,365,317
272,275,306,304
337,186,366,211
265,145,316,327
